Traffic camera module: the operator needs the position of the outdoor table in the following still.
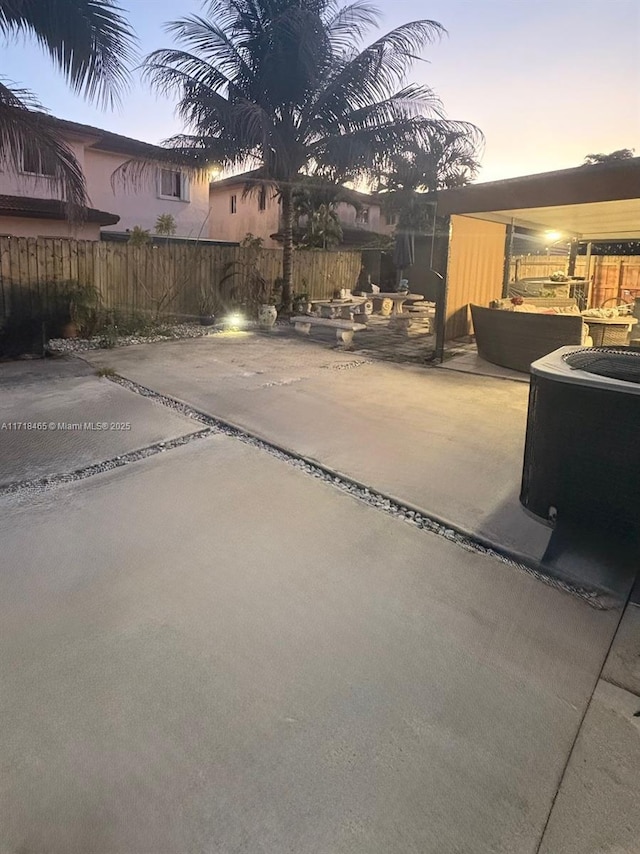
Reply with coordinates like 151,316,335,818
582,315,638,346
310,297,368,320
372,293,425,315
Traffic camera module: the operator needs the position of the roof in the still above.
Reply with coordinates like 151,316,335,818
433,158,640,241
0,195,119,226
43,115,196,163
210,170,381,206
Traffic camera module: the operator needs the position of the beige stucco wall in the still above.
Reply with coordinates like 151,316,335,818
0,136,88,201
85,149,212,237
208,183,280,247
0,216,100,240
335,200,382,233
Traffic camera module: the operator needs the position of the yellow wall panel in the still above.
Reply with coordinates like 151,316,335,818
445,215,506,339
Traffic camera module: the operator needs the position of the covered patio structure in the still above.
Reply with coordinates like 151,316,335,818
429,157,640,358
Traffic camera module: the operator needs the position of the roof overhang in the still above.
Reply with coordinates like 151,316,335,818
0,195,119,226
434,158,640,241
459,198,640,241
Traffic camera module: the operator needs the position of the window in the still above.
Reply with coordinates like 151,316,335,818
258,188,266,211
230,194,237,214
21,150,54,177
356,207,369,225
385,212,398,226
158,168,188,200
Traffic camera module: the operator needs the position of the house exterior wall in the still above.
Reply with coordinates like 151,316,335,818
445,215,506,339
335,200,382,233
0,137,88,200
208,183,280,247
0,217,100,239
85,150,211,237
0,128,212,239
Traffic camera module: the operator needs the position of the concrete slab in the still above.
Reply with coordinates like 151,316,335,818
602,603,640,697
0,438,620,854
83,336,553,562
437,350,529,383
538,680,640,854
0,358,198,486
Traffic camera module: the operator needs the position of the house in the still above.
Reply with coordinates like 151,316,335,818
208,170,393,247
0,116,212,240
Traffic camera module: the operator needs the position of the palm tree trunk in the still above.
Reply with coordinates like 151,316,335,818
280,183,294,311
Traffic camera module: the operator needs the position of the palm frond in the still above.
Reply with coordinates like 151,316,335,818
322,0,380,50
306,19,445,124
0,0,135,107
0,80,87,212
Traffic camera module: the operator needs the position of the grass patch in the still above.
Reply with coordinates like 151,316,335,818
96,367,117,378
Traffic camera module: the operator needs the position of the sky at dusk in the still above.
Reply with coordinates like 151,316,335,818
3,0,639,182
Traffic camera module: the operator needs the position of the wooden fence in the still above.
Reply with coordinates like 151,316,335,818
0,237,362,322
509,255,640,307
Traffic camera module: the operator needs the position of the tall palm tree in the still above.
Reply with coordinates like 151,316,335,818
141,0,480,308
0,0,135,210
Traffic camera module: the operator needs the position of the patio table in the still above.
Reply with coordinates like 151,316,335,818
582,316,638,346
372,293,425,316
309,297,369,320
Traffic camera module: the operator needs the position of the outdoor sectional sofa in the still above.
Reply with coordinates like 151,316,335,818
470,303,590,374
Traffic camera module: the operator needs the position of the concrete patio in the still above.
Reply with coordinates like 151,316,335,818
1,338,638,854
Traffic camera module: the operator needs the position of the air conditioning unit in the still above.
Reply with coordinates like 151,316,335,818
520,346,640,543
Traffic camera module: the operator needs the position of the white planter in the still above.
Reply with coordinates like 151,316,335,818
258,304,277,329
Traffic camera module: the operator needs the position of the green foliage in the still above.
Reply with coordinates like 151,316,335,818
302,204,343,249
98,325,118,349
377,129,481,233
96,366,117,377
155,213,177,236
240,233,264,252
583,149,635,165
128,226,151,246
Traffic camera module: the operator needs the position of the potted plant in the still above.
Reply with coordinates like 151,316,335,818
62,282,100,338
198,285,217,326
258,291,278,329
293,291,311,314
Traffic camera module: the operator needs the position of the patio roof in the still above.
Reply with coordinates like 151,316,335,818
433,157,640,241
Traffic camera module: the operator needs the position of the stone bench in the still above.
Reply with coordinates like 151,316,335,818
291,316,366,348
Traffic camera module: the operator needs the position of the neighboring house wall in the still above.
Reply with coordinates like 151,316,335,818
208,183,280,246
0,135,88,200
0,123,212,239
85,149,211,237
0,217,100,239
335,200,383,233
445,214,506,339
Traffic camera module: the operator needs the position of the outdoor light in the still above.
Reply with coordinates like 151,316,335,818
225,312,245,330
544,230,562,242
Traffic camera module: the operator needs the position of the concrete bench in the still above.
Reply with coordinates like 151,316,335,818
291,316,366,348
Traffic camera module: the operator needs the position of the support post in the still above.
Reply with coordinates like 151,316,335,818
501,219,515,298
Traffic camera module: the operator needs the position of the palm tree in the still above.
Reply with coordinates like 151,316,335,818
583,149,635,165
0,0,135,210
141,0,480,308
376,128,481,231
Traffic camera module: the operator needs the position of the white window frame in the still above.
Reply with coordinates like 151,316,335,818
356,206,370,225
157,168,190,202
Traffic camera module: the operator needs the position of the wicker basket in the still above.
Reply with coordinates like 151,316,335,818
586,322,632,347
